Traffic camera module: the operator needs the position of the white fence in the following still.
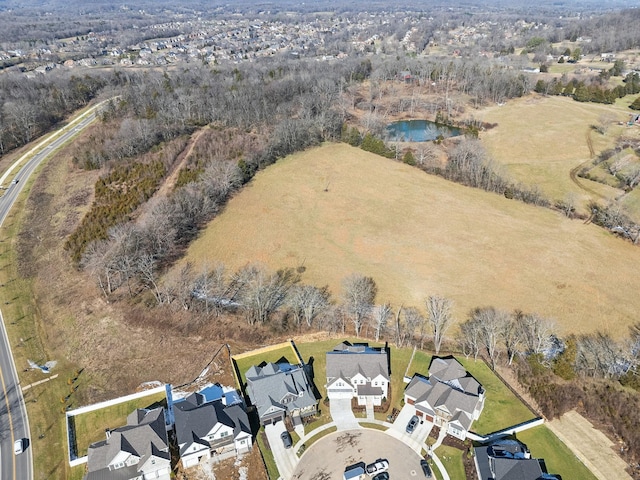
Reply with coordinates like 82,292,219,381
66,384,168,467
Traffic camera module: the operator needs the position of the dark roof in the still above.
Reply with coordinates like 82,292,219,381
174,393,250,455
475,439,548,480
86,408,170,479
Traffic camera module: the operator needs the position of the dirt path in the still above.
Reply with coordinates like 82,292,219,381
156,126,207,198
547,410,632,480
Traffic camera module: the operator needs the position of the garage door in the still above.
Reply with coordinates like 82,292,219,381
328,389,353,400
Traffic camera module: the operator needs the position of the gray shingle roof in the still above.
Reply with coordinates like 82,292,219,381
326,343,389,383
246,362,316,421
475,439,547,480
174,392,250,456
405,357,482,428
86,408,170,479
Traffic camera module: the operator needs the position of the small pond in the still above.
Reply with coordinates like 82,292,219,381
386,119,462,142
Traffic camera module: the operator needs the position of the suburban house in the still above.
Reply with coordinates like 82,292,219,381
245,362,317,426
174,387,252,468
474,438,558,480
85,407,171,480
325,342,390,406
404,356,484,440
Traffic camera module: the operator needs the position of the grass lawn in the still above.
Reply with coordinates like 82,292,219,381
180,142,640,339
434,445,466,480
257,429,280,480
233,343,300,386
517,425,597,480
297,425,337,456
458,358,535,434
72,391,167,457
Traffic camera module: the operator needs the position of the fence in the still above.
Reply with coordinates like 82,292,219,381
66,384,168,467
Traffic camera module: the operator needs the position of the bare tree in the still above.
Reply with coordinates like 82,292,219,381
342,274,377,337
503,312,524,365
370,303,392,342
394,307,422,348
237,264,299,325
575,332,625,378
426,295,453,354
519,312,555,355
287,284,331,328
470,307,509,368
137,253,164,305
459,318,482,361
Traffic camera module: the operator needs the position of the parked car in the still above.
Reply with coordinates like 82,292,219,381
406,415,419,433
280,431,292,449
366,459,389,475
14,438,23,455
372,473,389,480
420,459,432,478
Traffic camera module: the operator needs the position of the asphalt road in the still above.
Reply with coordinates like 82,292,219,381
0,100,106,480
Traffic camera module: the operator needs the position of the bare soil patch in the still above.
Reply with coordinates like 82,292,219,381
547,410,632,480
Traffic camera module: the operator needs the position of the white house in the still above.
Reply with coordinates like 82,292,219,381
404,356,484,440
326,342,390,406
85,408,171,480
174,389,252,468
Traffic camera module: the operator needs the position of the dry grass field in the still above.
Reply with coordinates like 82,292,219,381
183,142,640,338
479,95,640,209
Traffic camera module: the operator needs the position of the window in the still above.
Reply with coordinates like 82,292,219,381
220,431,229,438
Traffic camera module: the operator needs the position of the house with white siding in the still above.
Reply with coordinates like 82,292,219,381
326,342,390,407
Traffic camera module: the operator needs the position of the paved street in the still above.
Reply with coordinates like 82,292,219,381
0,100,107,480
292,429,425,480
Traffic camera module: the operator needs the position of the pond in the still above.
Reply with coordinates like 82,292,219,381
386,119,462,142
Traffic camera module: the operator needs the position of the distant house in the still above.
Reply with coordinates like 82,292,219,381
474,438,559,480
326,342,390,406
404,356,484,440
85,407,171,480
174,389,252,468
245,362,317,426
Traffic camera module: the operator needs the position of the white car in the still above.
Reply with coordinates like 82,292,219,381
14,438,23,455
366,459,389,475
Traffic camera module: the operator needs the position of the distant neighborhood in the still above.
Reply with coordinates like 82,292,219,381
71,339,559,480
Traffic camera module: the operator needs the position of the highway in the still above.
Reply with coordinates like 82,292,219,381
0,100,107,480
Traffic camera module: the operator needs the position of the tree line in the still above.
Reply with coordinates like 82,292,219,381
534,72,640,105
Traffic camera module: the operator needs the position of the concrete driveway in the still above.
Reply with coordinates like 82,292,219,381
264,422,299,479
329,398,360,431
292,429,427,480
387,404,433,453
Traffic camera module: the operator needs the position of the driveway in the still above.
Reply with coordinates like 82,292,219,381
292,429,426,480
264,422,299,480
329,398,360,431
387,404,433,453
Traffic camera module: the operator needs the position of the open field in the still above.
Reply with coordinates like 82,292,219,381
479,95,640,208
183,142,640,338
72,390,167,457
